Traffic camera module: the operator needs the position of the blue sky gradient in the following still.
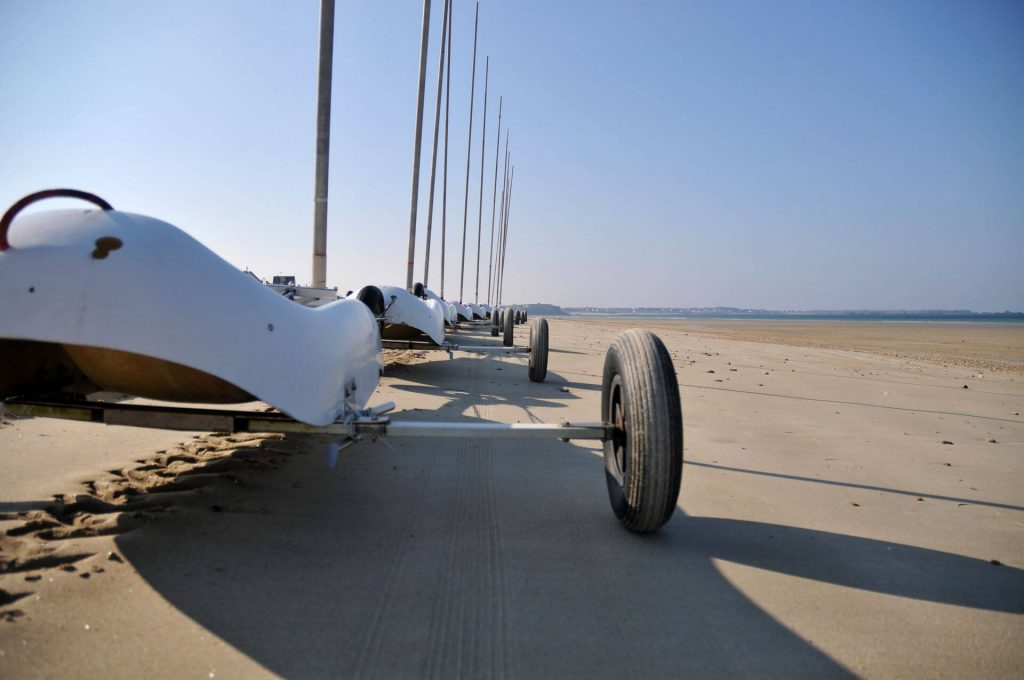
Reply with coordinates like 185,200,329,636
2,1,1021,309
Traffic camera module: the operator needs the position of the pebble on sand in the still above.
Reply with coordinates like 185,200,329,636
942,440,954,445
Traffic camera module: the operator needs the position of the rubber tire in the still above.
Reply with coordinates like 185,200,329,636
503,308,514,347
528,319,549,382
413,282,426,298
601,330,682,533
490,308,500,336
355,285,386,317
523,310,528,322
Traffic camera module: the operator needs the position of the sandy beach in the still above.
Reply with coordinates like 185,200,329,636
1,318,1022,677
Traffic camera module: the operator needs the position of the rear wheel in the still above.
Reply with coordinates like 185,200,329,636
528,319,549,382
503,308,514,347
601,330,682,533
491,307,500,336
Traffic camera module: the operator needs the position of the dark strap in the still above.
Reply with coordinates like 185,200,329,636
0,189,114,252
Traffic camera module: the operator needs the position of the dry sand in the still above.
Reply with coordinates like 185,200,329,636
1,318,1022,677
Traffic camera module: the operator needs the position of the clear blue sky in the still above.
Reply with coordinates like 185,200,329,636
2,0,1022,310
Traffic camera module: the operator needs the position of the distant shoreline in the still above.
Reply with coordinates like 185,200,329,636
565,312,1024,324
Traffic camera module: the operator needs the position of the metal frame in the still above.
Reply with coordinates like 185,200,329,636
1,398,610,442
381,339,529,355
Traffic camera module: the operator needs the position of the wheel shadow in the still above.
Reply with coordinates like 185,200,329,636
110,423,1023,677
384,355,583,423
683,383,1023,424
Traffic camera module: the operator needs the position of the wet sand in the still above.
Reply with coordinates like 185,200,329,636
1,318,1022,677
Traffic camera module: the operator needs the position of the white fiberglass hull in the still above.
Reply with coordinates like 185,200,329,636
378,285,446,346
423,288,456,325
0,207,382,426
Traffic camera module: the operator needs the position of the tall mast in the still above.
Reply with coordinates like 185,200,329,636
440,2,452,298
486,96,502,306
311,0,335,288
497,158,511,304
404,0,433,291
494,132,509,303
474,56,488,305
422,0,451,289
498,166,514,305
458,2,479,303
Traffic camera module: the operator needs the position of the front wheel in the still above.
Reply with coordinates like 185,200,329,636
601,329,682,533
503,308,514,347
528,319,548,382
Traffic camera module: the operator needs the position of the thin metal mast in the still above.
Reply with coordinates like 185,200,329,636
496,165,509,304
494,132,509,303
498,166,514,305
486,96,502,306
422,0,451,289
440,2,452,298
404,0,433,291
458,2,479,303
497,159,512,305
474,56,488,305
311,0,335,288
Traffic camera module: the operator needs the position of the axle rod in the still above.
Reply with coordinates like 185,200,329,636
1,398,610,441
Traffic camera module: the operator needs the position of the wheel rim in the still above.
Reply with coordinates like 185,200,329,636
606,374,627,487
529,324,536,369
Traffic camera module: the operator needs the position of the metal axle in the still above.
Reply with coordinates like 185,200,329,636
1,399,609,441
380,339,530,353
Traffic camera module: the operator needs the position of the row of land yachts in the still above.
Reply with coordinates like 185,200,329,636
0,189,683,533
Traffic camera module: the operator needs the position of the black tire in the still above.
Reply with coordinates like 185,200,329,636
528,319,548,382
355,285,386,317
503,308,514,346
523,310,528,322
413,282,426,298
491,309,500,336
601,330,682,533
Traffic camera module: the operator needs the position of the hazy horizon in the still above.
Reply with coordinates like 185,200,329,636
519,303,1024,314
2,1,1022,310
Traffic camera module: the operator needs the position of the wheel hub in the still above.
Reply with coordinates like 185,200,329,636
607,374,627,486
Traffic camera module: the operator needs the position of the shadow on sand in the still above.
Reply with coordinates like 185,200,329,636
113,414,1023,678
108,327,1023,676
